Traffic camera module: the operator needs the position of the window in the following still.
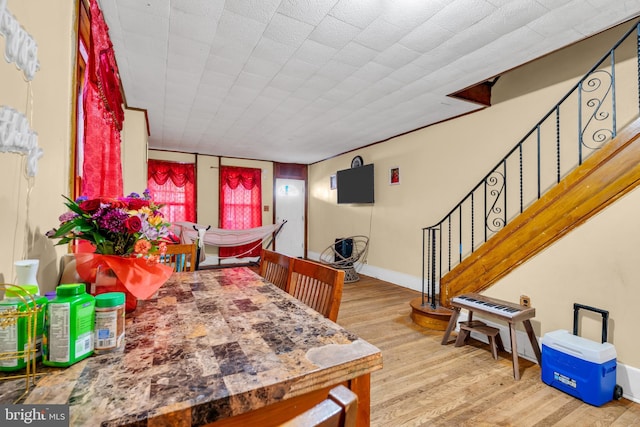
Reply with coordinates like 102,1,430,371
219,166,262,258
147,160,196,223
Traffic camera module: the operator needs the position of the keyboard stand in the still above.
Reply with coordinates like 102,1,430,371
441,296,542,380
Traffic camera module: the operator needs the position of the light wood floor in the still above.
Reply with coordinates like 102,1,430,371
335,274,640,427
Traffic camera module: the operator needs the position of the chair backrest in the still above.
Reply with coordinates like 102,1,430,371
289,258,345,322
259,249,293,291
280,385,358,427
160,243,198,272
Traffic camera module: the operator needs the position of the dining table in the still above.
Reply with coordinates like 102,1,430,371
0,266,382,426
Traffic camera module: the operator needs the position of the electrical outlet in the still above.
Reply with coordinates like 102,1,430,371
520,295,530,307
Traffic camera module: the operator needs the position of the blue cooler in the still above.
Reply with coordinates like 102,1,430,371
541,329,617,406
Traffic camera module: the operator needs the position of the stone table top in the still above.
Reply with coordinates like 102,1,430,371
1,267,382,426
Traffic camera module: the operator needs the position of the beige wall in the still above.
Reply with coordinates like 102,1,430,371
122,108,149,196
0,0,75,293
309,22,640,368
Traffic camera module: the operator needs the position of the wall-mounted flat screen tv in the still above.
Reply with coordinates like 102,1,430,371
337,164,374,204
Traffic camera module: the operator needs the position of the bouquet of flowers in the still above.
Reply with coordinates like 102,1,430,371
48,190,175,308
48,189,171,259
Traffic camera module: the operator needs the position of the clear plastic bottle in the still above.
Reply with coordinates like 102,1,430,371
94,292,125,354
43,283,95,367
0,285,48,371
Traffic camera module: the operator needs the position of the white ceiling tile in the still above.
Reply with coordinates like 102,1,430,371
215,10,266,46
210,38,253,64
380,0,448,28
235,72,271,91
270,73,307,92
172,0,224,18
355,17,407,51
252,38,298,66
294,39,338,66
113,0,170,18
429,0,497,33
263,13,314,47
122,31,167,59
388,63,427,84
204,54,244,76
223,0,281,24
116,5,169,36
329,0,385,29
168,8,219,44
243,57,283,80
279,58,320,80
308,15,361,50
332,42,378,67
350,61,394,83
317,60,358,81
399,23,454,54
374,44,420,68
278,0,340,26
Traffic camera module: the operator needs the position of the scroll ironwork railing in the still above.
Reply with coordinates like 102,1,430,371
421,21,640,309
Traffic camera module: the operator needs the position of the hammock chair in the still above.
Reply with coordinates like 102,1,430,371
173,220,287,263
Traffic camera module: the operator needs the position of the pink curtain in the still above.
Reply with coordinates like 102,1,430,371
147,160,196,223
81,0,124,198
219,167,262,258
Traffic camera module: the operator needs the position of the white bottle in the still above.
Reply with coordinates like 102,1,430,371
15,259,40,295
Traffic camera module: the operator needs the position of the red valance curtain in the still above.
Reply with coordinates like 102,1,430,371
147,160,196,223
219,166,262,258
81,0,124,198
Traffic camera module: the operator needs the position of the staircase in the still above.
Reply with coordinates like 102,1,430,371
412,21,640,330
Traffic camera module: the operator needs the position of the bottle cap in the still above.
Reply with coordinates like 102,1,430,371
95,292,126,307
56,283,86,297
5,285,38,297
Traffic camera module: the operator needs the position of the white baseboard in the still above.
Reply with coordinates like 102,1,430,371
306,254,640,403
459,314,640,403
307,251,424,292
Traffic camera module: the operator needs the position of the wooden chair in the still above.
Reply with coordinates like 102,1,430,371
160,243,198,272
280,385,358,427
259,249,293,292
289,258,345,322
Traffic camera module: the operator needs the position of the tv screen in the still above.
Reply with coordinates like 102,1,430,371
337,164,374,204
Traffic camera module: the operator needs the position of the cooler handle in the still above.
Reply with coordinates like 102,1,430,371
573,303,609,344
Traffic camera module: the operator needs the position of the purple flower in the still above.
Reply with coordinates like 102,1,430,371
59,211,78,222
95,208,129,233
75,195,88,203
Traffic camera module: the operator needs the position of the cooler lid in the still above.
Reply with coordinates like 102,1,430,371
542,329,616,363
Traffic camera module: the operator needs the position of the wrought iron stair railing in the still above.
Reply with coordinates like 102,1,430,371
421,21,640,310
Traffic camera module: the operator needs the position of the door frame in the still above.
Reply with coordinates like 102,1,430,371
273,163,307,258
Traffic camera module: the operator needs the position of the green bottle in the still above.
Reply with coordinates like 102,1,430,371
0,285,48,371
43,283,95,367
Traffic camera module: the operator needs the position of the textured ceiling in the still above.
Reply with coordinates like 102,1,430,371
98,0,640,164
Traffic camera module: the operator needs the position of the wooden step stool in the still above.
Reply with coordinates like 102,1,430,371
455,321,505,360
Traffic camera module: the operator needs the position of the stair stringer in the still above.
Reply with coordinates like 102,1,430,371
440,117,640,307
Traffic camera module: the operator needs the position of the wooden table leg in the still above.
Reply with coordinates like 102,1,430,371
441,307,461,345
523,319,542,365
349,373,371,427
509,321,520,380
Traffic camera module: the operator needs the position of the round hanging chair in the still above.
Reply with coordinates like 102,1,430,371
319,236,369,283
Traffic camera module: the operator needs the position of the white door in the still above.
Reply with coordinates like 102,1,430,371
275,179,305,258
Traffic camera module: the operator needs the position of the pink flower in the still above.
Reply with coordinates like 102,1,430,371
134,239,152,255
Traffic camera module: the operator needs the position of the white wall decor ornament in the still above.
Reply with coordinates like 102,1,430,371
0,106,43,176
0,0,40,81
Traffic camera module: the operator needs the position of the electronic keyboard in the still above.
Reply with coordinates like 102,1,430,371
451,293,535,322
